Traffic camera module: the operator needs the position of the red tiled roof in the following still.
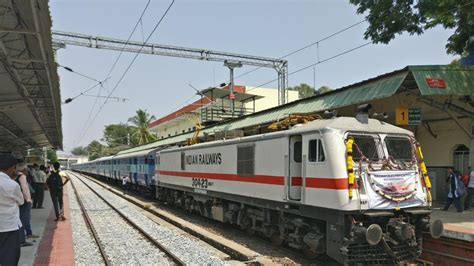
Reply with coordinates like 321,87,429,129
148,98,212,129
220,85,246,93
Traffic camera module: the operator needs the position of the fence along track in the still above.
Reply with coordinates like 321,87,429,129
69,172,185,266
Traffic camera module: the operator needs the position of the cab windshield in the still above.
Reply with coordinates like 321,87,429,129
384,136,413,161
349,134,380,161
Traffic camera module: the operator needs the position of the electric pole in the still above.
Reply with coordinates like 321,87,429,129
224,60,243,117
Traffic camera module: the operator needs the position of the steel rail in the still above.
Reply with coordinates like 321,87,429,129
69,178,111,266
69,172,185,266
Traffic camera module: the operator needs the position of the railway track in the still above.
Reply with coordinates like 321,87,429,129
70,171,338,265
69,172,226,265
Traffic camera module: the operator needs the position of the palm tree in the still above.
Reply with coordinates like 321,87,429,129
128,109,157,145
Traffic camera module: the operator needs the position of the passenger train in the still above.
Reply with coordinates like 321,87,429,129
72,113,443,265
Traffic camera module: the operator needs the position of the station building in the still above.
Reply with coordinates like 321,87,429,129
58,155,89,169
148,84,299,139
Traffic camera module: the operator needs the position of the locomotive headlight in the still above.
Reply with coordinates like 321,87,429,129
429,219,443,239
366,224,383,245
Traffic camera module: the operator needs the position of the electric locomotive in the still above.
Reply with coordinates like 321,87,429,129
154,113,443,264
73,111,443,265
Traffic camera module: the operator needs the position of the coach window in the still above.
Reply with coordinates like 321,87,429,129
308,139,325,162
294,141,302,163
237,145,255,176
181,152,185,170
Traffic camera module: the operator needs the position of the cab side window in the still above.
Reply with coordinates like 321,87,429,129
294,141,302,163
308,139,325,162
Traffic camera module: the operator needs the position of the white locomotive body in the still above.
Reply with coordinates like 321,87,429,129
155,117,441,264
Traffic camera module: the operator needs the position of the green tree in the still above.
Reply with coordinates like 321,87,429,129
128,109,157,145
27,148,57,164
71,146,88,156
288,83,316,98
103,123,138,148
350,0,474,55
316,85,332,95
47,149,58,163
87,140,105,160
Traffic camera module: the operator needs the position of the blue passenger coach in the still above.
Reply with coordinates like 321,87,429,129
72,148,157,194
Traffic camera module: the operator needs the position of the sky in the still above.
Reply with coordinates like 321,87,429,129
50,0,456,154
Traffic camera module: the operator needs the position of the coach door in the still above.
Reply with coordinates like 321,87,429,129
288,135,302,201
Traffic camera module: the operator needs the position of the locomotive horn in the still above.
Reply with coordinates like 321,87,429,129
366,224,383,246
429,219,444,239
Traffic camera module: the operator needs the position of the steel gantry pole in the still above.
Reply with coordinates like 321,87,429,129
52,30,289,104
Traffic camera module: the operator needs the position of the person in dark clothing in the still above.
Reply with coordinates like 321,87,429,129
46,162,70,221
443,167,464,212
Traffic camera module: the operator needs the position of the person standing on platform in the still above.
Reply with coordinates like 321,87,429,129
33,165,47,209
122,175,130,195
46,162,70,221
465,167,474,211
15,163,39,246
31,164,41,209
0,153,24,265
443,167,464,212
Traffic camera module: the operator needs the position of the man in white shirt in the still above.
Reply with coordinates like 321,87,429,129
0,153,24,265
122,175,130,194
464,167,474,211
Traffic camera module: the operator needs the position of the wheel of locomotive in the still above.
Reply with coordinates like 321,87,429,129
270,232,284,246
240,217,255,235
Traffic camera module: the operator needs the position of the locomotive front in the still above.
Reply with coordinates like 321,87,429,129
340,128,443,264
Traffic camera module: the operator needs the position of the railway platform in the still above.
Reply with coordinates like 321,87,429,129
18,186,74,266
419,203,474,265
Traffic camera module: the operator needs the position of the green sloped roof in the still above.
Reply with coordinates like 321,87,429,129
117,64,473,156
410,65,474,95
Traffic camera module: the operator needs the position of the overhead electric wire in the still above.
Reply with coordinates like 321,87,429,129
75,0,152,145
245,0,474,92
234,19,366,80
63,78,110,104
104,0,151,81
77,0,175,145
247,42,372,93
58,64,104,83
81,94,129,101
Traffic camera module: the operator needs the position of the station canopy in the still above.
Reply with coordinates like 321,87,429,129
0,1,62,153
118,64,473,156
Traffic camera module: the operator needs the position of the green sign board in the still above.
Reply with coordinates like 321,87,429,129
408,108,422,125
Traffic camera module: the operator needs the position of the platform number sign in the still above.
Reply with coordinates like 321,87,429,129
396,108,409,125
396,108,422,126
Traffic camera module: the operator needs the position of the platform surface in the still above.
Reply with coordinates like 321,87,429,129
431,202,474,242
18,186,74,266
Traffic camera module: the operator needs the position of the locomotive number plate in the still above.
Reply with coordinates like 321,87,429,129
192,178,211,189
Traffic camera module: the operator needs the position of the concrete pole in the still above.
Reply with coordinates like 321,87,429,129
229,67,235,117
